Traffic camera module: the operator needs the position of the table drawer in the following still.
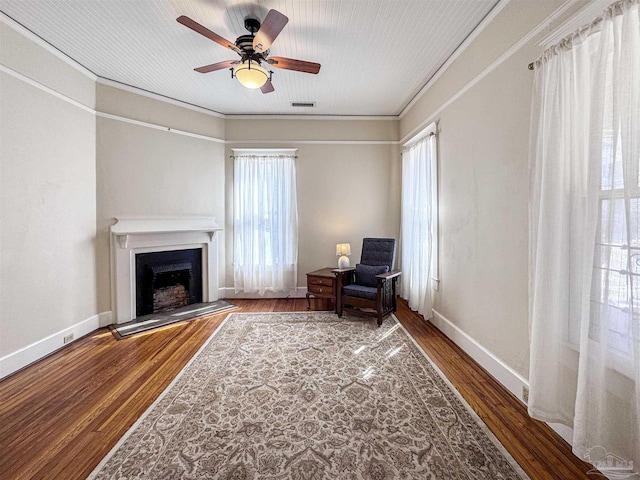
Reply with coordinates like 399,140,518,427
308,276,333,287
308,283,333,295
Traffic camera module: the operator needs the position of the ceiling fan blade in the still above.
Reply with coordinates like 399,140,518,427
266,57,321,74
260,79,275,94
253,10,288,53
194,60,238,73
177,16,241,54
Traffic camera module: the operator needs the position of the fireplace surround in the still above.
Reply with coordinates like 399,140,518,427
110,217,223,324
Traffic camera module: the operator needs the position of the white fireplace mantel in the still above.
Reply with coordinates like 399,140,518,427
111,217,222,249
110,216,223,324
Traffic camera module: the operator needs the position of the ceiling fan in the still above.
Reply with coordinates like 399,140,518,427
177,10,321,94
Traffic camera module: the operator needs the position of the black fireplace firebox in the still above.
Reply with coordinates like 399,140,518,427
135,248,203,317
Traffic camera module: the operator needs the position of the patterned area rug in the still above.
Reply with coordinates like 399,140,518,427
89,312,528,479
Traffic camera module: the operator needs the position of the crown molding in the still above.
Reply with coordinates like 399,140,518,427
226,114,398,121
399,0,581,144
96,77,226,119
226,139,399,145
0,11,97,81
538,0,611,48
398,0,511,119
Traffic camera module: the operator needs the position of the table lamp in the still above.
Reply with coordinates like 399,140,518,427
336,243,352,269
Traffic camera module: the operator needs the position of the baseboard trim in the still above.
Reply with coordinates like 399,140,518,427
430,308,529,401
430,308,574,446
0,313,101,380
219,287,308,299
99,311,113,328
548,422,574,445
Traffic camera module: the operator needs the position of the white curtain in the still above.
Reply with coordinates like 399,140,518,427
233,154,298,295
529,1,639,476
401,130,438,319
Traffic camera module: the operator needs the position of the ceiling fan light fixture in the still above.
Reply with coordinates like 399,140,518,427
233,60,269,89
178,10,319,95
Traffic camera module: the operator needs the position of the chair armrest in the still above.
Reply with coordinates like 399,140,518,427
333,267,356,289
376,270,402,280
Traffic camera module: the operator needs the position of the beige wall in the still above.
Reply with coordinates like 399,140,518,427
95,86,226,312
93,85,402,310
0,22,97,358
399,0,589,378
224,143,400,288
96,83,225,140
226,118,398,142
0,23,95,107
225,119,400,288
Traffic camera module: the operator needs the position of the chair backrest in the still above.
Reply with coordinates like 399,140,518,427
360,238,396,270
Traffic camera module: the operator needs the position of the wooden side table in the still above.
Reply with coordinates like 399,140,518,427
306,268,337,312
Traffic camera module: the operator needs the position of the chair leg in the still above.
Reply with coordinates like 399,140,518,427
377,312,383,327
391,278,398,312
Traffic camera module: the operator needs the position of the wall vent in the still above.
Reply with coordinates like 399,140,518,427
291,102,316,108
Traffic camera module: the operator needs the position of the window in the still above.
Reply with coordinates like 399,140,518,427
590,129,640,356
400,123,438,319
233,149,298,295
528,1,639,472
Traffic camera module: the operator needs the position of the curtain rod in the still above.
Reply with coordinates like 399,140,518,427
230,156,299,158
527,2,614,73
402,129,437,148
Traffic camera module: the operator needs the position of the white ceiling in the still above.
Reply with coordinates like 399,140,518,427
0,0,499,116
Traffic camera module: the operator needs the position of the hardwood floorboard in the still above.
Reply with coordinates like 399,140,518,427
394,301,593,479
0,299,592,479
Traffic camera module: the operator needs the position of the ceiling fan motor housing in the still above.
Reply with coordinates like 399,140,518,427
235,34,255,53
235,34,269,63
244,17,261,34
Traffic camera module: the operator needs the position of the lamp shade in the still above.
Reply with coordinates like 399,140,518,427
336,243,351,256
233,61,269,89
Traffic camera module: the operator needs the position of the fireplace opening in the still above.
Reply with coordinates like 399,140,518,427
135,248,203,316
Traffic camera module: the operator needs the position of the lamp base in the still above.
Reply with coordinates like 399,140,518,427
337,255,351,269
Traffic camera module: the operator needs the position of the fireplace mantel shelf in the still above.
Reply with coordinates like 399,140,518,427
111,217,223,248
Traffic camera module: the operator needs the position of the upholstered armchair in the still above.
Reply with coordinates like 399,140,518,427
333,238,401,326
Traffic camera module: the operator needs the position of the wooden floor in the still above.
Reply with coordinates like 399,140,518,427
0,299,593,479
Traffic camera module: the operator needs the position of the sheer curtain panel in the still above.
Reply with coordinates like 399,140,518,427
401,127,438,319
233,153,298,295
528,1,640,477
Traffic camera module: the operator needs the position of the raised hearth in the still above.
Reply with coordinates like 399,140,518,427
112,300,238,337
